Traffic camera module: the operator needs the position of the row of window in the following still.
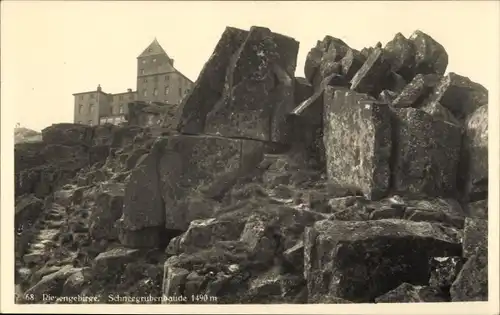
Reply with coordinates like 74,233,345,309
78,117,124,126
79,93,133,101
141,58,157,64
140,75,184,84
113,94,134,101
79,94,95,100
79,104,95,114
142,86,189,97
100,116,125,125
77,120,94,126
78,104,125,114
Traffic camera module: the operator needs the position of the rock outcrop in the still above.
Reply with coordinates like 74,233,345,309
14,26,489,305
176,26,299,144
126,101,169,128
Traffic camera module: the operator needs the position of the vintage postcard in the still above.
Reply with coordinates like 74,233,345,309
1,1,499,314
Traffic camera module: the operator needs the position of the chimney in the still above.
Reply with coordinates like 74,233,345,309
127,88,132,93
170,59,174,66
97,84,102,92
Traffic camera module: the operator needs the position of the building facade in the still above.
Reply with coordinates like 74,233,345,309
73,39,193,126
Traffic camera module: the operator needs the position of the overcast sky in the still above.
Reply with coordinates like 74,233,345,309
2,1,499,131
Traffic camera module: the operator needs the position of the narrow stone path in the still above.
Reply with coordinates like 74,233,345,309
16,185,90,293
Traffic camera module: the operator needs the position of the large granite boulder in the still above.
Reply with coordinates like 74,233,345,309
92,247,142,281
89,183,125,241
350,47,393,97
203,27,299,143
390,73,441,108
423,73,488,122
341,48,366,82
383,32,416,82
462,218,488,259
304,219,462,302
177,26,299,144
408,30,448,77
304,36,351,87
323,88,392,200
450,218,488,301
176,27,249,135
120,146,164,232
157,135,265,230
119,135,265,248
450,245,488,301
391,108,462,198
290,75,350,168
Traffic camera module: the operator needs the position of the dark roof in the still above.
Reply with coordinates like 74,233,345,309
138,38,169,58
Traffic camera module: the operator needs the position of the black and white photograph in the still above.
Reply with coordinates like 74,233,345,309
1,1,498,314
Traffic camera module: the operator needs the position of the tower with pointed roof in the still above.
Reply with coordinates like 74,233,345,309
136,38,193,104
72,38,193,126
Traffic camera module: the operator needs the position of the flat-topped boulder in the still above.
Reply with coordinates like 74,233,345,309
42,123,94,147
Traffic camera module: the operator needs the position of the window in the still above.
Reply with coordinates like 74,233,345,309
178,87,182,96
119,105,124,114
140,69,145,75
165,75,169,81
119,95,123,100
143,89,147,97
89,104,95,113
154,76,158,82
88,120,93,126
164,86,169,95
153,88,158,96
148,48,152,52
129,94,134,100
143,78,148,83
153,58,156,63
79,104,84,114
80,95,84,100
90,93,95,99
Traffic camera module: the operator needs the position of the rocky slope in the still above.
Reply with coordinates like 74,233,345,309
14,26,488,304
